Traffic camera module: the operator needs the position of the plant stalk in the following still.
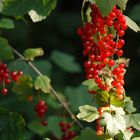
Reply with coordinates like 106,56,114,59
11,47,84,129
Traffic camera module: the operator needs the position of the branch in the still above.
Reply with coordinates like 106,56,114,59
11,47,84,129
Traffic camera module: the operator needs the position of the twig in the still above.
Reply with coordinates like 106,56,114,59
11,47,84,129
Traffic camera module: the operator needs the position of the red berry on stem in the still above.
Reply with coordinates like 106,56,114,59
5,79,11,84
61,126,67,132
118,30,125,37
41,120,48,126
116,87,123,95
27,96,33,102
118,94,124,100
1,88,8,95
59,121,65,127
116,50,123,56
68,131,76,138
108,59,115,66
96,129,103,136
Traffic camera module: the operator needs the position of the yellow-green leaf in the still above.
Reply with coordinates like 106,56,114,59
116,0,128,10
82,79,98,91
0,18,14,29
28,10,46,22
23,48,44,61
12,75,33,95
125,16,140,32
95,90,110,106
124,114,140,130
77,105,99,122
34,75,51,93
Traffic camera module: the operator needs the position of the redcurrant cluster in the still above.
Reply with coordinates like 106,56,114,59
59,121,76,140
10,70,23,82
77,4,127,99
34,100,48,126
0,63,23,95
0,64,10,95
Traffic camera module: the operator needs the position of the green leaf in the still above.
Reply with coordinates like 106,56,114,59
0,18,14,29
23,48,44,61
125,16,140,32
123,130,133,140
110,92,124,107
28,10,46,22
28,120,47,136
115,58,130,67
0,37,14,60
43,0,49,6
2,0,57,17
116,0,127,10
101,112,126,137
73,127,105,140
29,116,62,137
88,0,96,3
124,114,140,130
12,75,33,95
77,105,99,122
45,96,59,109
117,133,124,140
9,60,52,78
34,75,51,93
95,90,110,106
47,116,62,138
132,138,140,140
124,100,136,114
117,130,133,140
50,50,81,73
0,1,3,12
82,79,98,91
131,131,140,140
65,86,91,112
32,60,52,76
110,105,125,115
0,107,25,140
101,105,126,137
95,0,116,17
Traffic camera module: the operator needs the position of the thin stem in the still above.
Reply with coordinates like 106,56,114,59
50,88,83,129
81,0,86,23
11,46,84,129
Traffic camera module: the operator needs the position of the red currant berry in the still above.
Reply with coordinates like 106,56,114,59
41,120,48,126
108,59,115,66
1,88,8,95
59,121,65,127
27,96,33,102
118,30,125,37
96,129,103,136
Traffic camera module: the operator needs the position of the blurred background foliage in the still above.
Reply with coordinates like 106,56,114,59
0,0,140,139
